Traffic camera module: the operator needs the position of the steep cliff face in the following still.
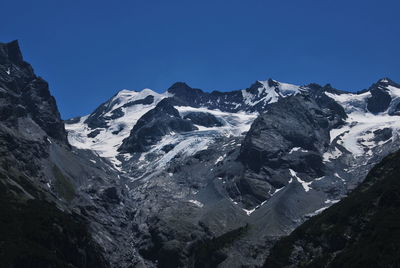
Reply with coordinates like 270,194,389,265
118,99,197,153
0,41,114,268
264,149,400,268
0,40,68,143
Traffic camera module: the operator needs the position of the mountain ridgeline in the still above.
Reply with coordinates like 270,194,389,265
1,40,400,267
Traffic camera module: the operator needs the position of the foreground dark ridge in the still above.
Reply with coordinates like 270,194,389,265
264,149,400,268
0,40,113,267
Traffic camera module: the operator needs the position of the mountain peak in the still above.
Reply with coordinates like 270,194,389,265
378,77,391,84
267,78,279,88
257,78,301,96
116,88,157,97
375,77,400,88
167,82,192,92
0,40,24,64
167,82,204,98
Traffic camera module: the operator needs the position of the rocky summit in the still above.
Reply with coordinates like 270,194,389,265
1,40,400,267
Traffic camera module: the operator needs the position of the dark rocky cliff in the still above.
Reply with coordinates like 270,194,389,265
0,41,110,268
264,149,400,268
0,40,68,144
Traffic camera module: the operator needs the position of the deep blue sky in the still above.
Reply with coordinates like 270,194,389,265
2,0,399,119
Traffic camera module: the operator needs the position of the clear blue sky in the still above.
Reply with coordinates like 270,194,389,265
2,0,399,119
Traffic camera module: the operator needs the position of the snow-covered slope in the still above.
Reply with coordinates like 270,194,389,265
241,79,301,106
126,106,257,175
325,78,400,160
65,79,300,168
66,88,170,167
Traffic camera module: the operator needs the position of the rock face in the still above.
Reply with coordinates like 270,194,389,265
183,111,223,127
0,41,136,268
118,99,197,153
264,149,400,268
167,80,302,113
237,94,339,205
0,41,68,143
367,83,392,114
240,94,335,173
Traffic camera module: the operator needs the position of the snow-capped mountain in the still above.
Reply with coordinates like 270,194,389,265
66,88,170,166
325,78,400,161
3,40,400,268
64,75,400,267
65,79,301,169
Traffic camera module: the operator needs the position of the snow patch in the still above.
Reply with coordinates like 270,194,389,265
307,206,329,217
328,112,400,156
289,169,312,192
241,80,300,107
243,207,256,216
188,199,204,208
323,147,342,162
324,199,340,204
215,154,226,164
289,147,308,154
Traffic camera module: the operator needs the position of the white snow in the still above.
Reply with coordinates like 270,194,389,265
289,169,312,192
325,91,370,114
334,172,345,182
214,154,226,164
388,85,400,98
306,199,341,216
243,207,257,216
327,112,400,156
307,206,329,217
65,80,301,175
241,80,300,106
242,195,273,216
148,134,212,169
324,199,340,204
289,147,308,154
129,106,256,170
188,199,204,208
304,197,340,218
289,147,301,154
258,79,301,96
325,89,400,158
176,106,257,136
323,146,342,162
271,186,284,195
65,88,170,168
